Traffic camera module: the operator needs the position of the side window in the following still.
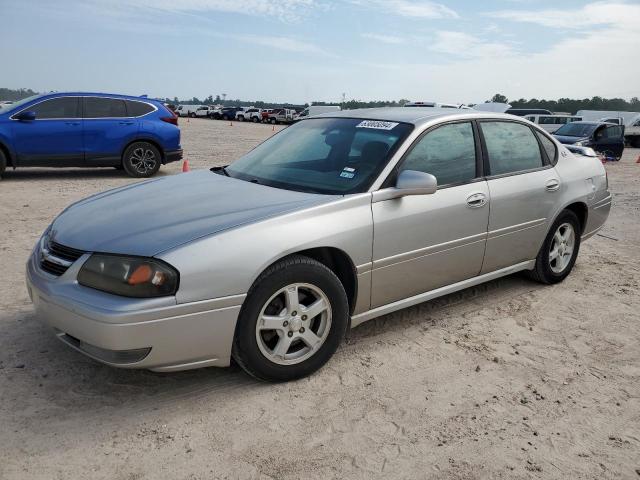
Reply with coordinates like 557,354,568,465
481,121,543,176
534,131,557,164
84,98,127,118
125,101,154,117
28,97,79,119
606,126,623,138
400,122,477,186
539,116,554,125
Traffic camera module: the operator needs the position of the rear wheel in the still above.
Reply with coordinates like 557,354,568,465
270,118,277,124
238,115,245,122
232,255,349,382
122,142,161,178
251,116,259,123
528,210,581,284
189,112,196,118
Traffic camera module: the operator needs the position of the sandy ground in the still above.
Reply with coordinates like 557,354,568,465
0,118,639,479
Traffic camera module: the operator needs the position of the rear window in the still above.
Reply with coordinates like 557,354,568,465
84,98,127,118
125,100,154,117
481,121,543,176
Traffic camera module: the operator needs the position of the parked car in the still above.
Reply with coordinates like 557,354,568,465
267,108,296,124
506,108,553,117
0,92,182,178
236,108,262,122
524,114,582,133
27,108,611,381
176,104,204,117
553,121,625,160
194,105,216,118
219,107,242,121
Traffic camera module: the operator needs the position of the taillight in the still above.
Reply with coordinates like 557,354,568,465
160,105,178,125
161,116,178,126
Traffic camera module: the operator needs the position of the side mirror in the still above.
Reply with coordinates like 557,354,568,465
373,170,438,202
15,111,36,121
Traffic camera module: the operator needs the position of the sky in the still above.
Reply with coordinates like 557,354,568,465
1,0,639,104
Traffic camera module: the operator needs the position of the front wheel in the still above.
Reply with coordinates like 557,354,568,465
122,142,161,178
232,255,349,382
528,210,581,284
251,116,259,123
270,118,277,124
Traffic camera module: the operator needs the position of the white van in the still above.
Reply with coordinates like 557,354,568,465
176,105,205,117
297,105,341,119
524,114,582,133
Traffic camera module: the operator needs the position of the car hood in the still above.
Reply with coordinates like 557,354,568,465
49,170,336,256
553,135,590,145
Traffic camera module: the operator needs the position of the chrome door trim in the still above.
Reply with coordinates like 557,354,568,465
351,260,535,328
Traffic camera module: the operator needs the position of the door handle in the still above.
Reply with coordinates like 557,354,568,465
545,179,561,192
466,192,487,208
65,122,80,126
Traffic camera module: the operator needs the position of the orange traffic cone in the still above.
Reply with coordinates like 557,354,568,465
182,159,190,172
229,121,233,126
272,125,275,132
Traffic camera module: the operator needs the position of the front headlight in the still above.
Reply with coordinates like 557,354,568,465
78,254,179,298
574,140,590,146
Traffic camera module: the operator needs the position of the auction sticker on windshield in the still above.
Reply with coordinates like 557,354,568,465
356,120,399,130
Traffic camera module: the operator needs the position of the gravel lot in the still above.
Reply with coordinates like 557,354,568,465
1,118,639,479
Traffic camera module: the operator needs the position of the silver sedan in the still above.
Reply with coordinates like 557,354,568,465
26,108,611,381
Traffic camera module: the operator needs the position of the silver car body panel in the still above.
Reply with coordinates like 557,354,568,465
27,108,611,371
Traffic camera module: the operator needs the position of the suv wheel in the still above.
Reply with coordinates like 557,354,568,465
122,142,162,178
270,118,277,124
238,115,244,122
232,255,349,382
528,209,581,284
251,116,259,123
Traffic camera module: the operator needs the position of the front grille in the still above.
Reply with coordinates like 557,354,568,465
39,240,85,277
49,241,85,262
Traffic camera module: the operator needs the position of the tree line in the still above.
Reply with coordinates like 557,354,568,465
2,88,639,114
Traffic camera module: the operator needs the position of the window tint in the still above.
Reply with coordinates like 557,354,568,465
84,98,127,118
400,122,477,186
29,97,79,119
481,122,543,176
125,101,154,117
539,116,555,125
535,131,557,164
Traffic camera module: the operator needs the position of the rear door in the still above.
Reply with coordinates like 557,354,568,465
11,96,83,166
371,121,489,307
82,97,139,166
479,121,560,273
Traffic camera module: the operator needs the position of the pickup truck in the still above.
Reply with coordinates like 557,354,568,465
194,105,218,118
267,108,297,124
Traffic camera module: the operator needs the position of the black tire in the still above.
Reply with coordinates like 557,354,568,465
232,255,349,382
270,118,277,124
632,137,640,148
251,116,259,123
527,209,581,284
0,149,6,178
189,112,196,118
122,142,162,178
238,115,244,122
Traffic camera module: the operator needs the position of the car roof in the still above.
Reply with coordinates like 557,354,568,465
567,121,609,126
310,107,521,126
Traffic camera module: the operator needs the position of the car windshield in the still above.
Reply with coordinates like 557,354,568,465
0,94,43,113
225,118,413,195
554,123,597,137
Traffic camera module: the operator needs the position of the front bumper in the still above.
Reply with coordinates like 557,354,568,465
26,248,244,372
164,148,183,164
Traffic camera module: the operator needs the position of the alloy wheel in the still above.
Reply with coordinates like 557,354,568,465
549,222,575,274
130,148,157,175
255,283,332,365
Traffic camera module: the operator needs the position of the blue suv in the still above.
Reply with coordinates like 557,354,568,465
0,92,182,178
